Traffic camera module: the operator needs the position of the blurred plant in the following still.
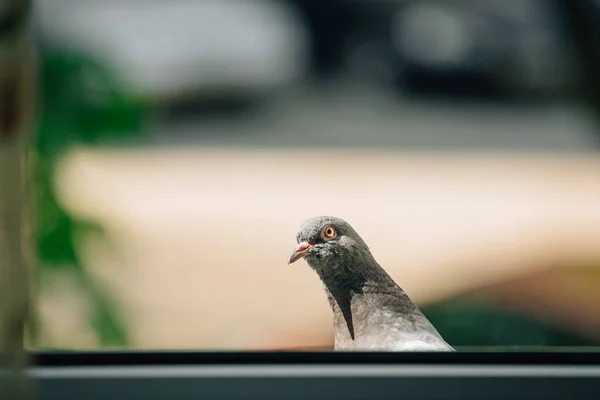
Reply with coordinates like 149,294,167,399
32,48,149,347
423,300,598,348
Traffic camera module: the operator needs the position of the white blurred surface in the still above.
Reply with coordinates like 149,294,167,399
37,0,309,96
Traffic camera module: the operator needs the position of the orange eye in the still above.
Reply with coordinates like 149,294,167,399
322,225,337,239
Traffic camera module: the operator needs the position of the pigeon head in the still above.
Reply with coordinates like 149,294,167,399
288,216,372,272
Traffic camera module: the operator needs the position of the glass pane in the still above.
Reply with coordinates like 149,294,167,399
31,0,600,351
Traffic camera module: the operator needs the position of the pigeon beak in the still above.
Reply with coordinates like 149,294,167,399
288,241,313,264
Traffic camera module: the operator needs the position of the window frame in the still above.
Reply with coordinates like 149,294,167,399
24,351,600,400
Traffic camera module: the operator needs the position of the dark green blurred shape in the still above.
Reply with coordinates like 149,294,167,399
423,300,600,347
33,48,149,347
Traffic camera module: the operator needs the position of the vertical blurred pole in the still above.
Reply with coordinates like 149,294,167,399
0,0,34,399
558,0,600,123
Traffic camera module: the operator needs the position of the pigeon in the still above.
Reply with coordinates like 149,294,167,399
288,216,454,352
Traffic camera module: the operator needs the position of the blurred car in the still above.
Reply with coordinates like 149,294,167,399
390,0,576,96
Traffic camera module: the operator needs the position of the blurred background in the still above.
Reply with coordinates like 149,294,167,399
26,0,600,350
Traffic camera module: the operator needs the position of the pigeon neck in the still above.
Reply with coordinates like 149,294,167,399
317,259,398,295
317,260,414,342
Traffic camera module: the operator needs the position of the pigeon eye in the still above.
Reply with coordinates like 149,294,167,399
322,225,337,240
